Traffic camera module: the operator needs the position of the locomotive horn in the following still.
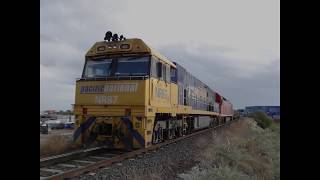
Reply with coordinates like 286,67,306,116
112,34,119,42
104,31,112,42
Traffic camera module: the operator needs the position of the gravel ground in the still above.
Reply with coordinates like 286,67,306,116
70,125,233,180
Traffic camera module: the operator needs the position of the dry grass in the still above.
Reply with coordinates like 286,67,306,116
40,135,78,156
179,118,280,180
125,165,164,180
131,173,163,180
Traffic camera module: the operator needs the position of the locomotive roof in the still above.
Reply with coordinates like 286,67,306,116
86,38,176,68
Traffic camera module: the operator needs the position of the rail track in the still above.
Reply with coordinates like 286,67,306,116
40,119,238,180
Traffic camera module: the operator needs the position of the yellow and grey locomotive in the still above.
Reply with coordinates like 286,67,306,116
73,32,234,150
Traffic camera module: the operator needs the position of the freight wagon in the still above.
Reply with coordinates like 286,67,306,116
73,32,235,150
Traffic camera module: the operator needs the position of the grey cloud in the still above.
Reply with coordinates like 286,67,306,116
159,44,246,80
41,0,126,49
40,0,279,111
40,81,75,110
158,44,279,109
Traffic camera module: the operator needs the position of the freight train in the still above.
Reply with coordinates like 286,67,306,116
73,32,235,150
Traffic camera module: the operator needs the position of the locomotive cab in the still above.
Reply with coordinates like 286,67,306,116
73,38,177,150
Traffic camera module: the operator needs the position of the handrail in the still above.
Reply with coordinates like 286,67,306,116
76,75,149,81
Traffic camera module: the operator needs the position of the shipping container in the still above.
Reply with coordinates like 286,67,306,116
245,106,280,118
272,115,280,119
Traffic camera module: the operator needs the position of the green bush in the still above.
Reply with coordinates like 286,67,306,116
251,111,272,129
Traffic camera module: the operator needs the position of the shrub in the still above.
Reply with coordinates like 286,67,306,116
40,135,76,156
178,166,251,180
251,111,272,129
178,118,280,180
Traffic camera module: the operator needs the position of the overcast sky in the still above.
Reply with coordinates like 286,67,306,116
40,0,280,111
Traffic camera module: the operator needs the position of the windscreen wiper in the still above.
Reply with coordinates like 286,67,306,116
115,72,130,76
127,56,145,61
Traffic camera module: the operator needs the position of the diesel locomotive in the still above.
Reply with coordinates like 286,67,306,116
73,32,234,150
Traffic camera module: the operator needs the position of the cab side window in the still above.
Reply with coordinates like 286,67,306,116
150,56,171,83
151,56,163,79
162,64,166,81
150,57,157,78
170,67,177,83
166,65,170,83
151,56,159,78
157,61,163,79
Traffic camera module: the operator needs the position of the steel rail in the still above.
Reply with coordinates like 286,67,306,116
40,119,239,180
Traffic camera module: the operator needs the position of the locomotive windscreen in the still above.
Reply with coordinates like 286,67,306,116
84,59,112,78
83,56,150,78
115,56,149,76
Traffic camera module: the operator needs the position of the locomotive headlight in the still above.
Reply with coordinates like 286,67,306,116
97,46,106,51
120,44,130,49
